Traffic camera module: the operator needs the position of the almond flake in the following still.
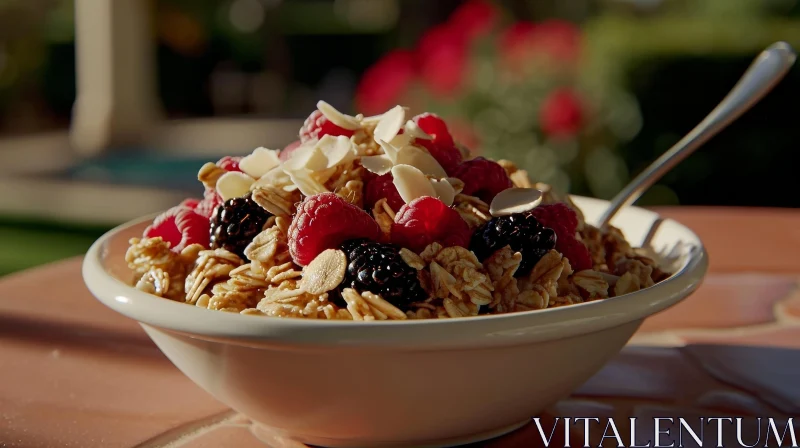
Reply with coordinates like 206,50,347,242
373,105,405,144
489,188,543,217
317,100,361,130
287,170,328,197
324,135,356,168
377,139,400,163
360,154,394,175
430,178,455,206
253,166,293,189
404,120,432,140
216,171,255,201
389,132,413,148
392,164,436,204
285,144,328,173
396,146,447,178
446,177,465,195
299,249,346,295
239,147,281,179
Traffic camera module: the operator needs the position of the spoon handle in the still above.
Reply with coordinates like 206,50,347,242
597,41,797,228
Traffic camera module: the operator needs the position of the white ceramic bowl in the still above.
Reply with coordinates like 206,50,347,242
82,196,707,448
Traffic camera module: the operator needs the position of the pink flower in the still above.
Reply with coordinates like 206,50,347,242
448,0,499,42
540,89,584,138
417,24,468,97
355,50,416,115
500,20,582,69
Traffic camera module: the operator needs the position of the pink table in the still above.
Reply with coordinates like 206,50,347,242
1,207,799,447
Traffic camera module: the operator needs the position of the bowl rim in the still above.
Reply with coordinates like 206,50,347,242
82,196,708,351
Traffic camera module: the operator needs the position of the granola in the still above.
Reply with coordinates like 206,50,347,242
125,100,676,321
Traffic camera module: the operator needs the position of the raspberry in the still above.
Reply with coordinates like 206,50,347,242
195,189,223,219
180,198,200,210
279,140,302,162
528,203,591,271
527,203,578,235
216,156,242,172
413,113,455,147
364,173,405,211
144,206,210,253
451,157,512,203
299,110,355,143
412,113,462,174
288,192,382,266
391,196,471,253
557,236,592,272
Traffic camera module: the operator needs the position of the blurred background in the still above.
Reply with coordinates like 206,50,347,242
1,0,798,276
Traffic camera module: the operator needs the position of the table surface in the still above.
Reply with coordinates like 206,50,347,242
1,207,799,448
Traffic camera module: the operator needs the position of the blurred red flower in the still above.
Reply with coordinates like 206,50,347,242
355,49,417,115
500,19,581,69
448,0,499,42
417,24,468,98
540,89,584,138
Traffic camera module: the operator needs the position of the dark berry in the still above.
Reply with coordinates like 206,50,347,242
470,212,556,277
209,192,272,259
339,239,427,309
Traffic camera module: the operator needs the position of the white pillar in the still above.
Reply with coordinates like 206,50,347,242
70,0,163,156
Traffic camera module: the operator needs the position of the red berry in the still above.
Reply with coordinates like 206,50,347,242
299,110,355,143
412,113,462,174
451,157,512,203
144,206,210,253
279,140,302,162
391,196,471,253
195,189,223,219
216,156,242,172
528,203,591,271
558,237,592,272
413,113,455,147
364,173,405,211
180,198,200,210
528,203,578,234
288,192,382,266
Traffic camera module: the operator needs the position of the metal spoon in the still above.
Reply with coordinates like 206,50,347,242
597,41,796,228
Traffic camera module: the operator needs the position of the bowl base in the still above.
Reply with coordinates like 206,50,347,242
252,419,531,448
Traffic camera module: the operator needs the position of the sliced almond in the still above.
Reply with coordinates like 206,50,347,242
446,177,465,195
281,143,315,171
430,178,455,206
360,154,394,175
253,166,291,189
404,119,432,140
489,188,543,217
396,146,447,178
216,171,255,201
324,135,356,168
392,164,436,204
377,139,400,163
287,169,329,197
373,105,405,144
389,132,412,148
285,144,328,173
239,147,281,179
300,249,347,295
317,100,361,130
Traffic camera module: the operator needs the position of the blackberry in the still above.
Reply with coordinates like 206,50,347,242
339,239,427,309
470,212,556,277
209,192,272,259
